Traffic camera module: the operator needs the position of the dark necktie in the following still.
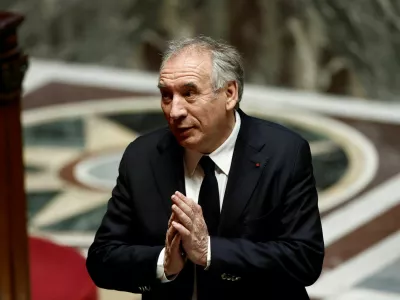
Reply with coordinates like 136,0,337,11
197,156,220,300
198,156,220,236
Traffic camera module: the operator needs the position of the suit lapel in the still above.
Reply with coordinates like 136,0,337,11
219,112,269,234
151,130,185,218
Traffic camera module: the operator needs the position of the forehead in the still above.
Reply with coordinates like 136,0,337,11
159,50,213,87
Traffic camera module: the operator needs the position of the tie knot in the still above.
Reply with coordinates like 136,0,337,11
199,156,215,175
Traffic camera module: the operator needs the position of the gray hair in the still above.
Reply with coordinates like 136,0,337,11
160,36,244,106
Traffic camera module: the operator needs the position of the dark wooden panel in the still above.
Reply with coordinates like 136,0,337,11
0,11,30,300
0,102,13,300
7,101,30,300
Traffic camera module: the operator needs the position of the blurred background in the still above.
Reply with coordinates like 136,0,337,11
7,0,400,100
1,0,400,299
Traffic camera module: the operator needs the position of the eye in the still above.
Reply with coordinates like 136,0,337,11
183,90,195,98
183,91,193,97
161,92,172,102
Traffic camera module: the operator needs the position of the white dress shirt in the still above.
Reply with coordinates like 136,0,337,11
156,110,241,299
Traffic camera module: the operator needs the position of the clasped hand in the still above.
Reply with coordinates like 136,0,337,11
163,191,208,276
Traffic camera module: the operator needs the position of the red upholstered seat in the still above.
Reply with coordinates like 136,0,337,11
29,236,97,300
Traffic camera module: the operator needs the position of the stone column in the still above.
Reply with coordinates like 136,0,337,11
0,11,30,300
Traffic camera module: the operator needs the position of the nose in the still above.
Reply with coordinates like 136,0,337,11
169,96,187,120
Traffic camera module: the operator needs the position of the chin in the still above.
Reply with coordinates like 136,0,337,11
176,135,202,151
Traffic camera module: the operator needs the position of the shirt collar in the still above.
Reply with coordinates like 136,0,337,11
184,110,241,176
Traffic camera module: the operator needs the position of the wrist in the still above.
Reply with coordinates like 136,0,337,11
164,265,181,277
164,264,173,276
165,271,176,279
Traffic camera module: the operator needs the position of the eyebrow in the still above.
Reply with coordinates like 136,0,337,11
183,82,198,89
157,82,198,89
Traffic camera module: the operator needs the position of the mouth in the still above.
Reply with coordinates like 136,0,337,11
176,127,194,135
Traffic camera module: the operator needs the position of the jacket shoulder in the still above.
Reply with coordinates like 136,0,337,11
124,126,169,156
248,115,307,146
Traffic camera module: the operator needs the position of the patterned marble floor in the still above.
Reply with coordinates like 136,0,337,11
22,59,400,300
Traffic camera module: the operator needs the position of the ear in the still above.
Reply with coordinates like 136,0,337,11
225,81,238,111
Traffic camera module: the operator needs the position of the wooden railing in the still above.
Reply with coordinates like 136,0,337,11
0,11,30,300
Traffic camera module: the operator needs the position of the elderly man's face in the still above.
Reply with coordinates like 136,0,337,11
158,50,237,153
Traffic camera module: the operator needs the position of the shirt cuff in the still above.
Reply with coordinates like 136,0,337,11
204,236,211,270
156,247,178,283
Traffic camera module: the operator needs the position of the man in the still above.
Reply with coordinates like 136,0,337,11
86,36,324,300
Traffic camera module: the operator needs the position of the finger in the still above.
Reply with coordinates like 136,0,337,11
195,203,203,215
167,217,178,244
166,224,177,245
171,231,181,249
172,204,193,230
172,221,190,238
171,195,194,220
168,212,177,227
174,191,194,206
171,234,186,259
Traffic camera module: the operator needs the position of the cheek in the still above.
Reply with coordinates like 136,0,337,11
191,108,209,128
201,103,223,127
189,97,221,129
161,104,171,119
195,116,214,136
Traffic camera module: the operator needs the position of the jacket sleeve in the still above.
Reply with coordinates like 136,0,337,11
209,139,324,286
86,143,163,293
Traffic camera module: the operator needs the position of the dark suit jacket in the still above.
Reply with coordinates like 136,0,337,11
86,110,324,300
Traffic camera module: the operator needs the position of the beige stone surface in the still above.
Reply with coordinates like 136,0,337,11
98,288,141,300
